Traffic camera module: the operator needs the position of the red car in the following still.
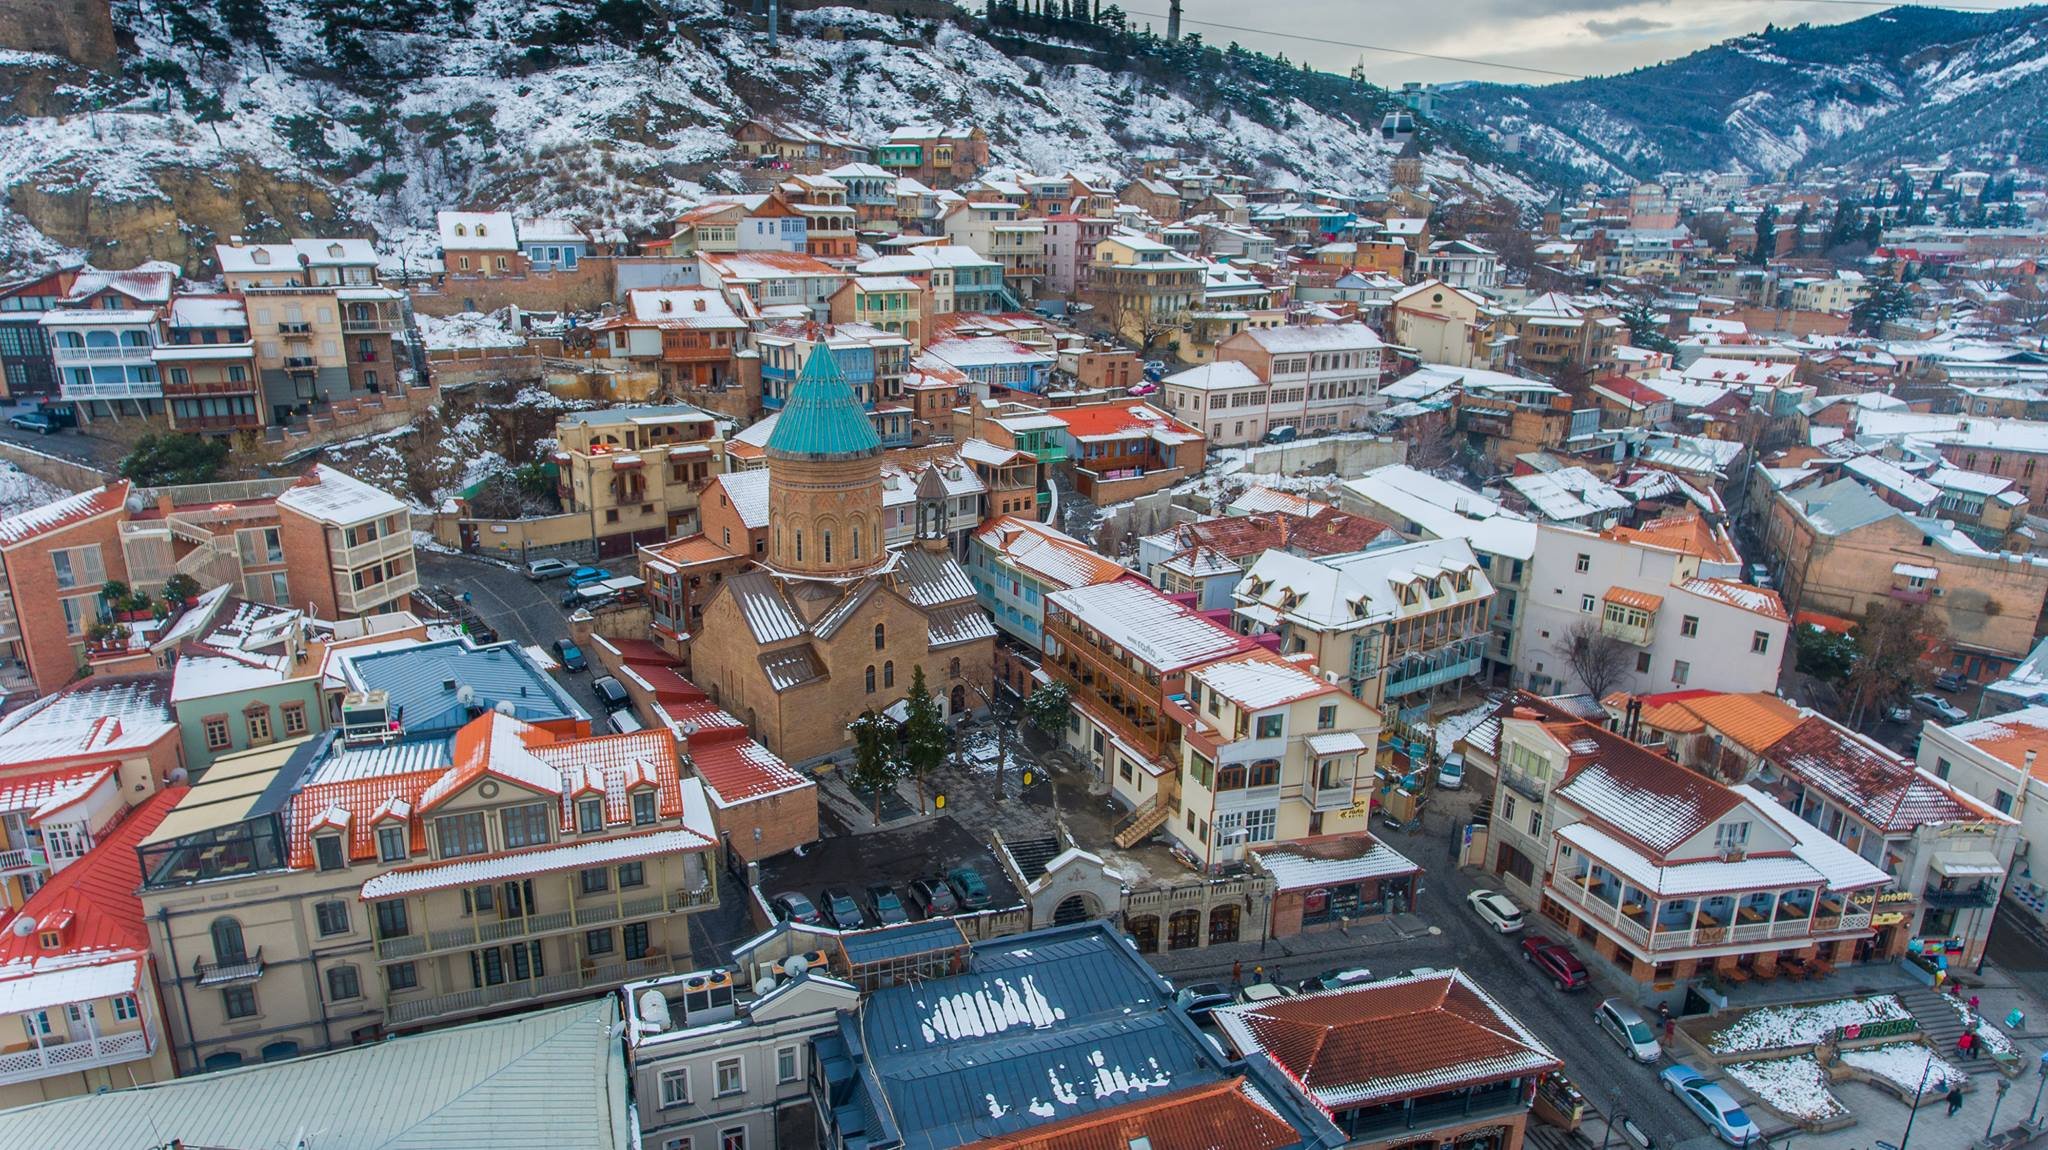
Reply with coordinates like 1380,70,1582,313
1521,935,1589,991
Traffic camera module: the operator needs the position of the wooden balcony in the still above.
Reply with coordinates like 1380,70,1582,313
0,1028,153,1087
375,887,712,962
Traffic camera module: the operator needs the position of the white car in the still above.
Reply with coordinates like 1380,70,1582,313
1467,889,1525,933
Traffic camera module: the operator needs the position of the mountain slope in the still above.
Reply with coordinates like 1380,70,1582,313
0,0,1536,275
1431,5,2048,182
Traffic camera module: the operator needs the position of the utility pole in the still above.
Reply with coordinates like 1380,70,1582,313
1166,0,1181,41
767,0,779,53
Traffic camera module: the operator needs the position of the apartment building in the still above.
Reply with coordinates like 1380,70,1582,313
1040,579,1256,824
0,267,70,400
153,294,260,434
275,466,418,619
755,323,914,448
586,288,750,392
1165,649,1382,869
42,306,163,422
854,245,1015,315
1137,508,1396,611
1503,293,1626,379
217,239,403,424
968,515,1129,646
696,252,849,324
779,177,858,262
826,276,928,346
0,786,183,1108
1417,239,1501,290
1485,695,1894,999
1160,361,1276,448
1232,538,1496,719
1921,709,2048,927
1214,323,1387,436
1089,235,1204,348
873,124,987,187
553,406,726,558
1387,281,1509,370
139,703,721,1069
0,483,134,694
941,199,1046,292
1518,515,1788,697
1042,214,1116,296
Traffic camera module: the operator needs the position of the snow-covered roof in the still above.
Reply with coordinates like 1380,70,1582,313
974,517,1128,591
1507,467,1630,524
1192,651,1336,711
0,676,176,766
713,469,771,529
1161,361,1265,392
1340,465,1537,560
1249,833,1419,890
1044,579,1250,673
275,465,406,524
165,295,247,328
1841,454,1939,507
438,210,520,251
1234,322,1383,353
0,482,128,548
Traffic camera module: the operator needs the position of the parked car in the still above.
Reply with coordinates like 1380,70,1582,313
591,676,631,712
1298,967,1375,993
1747,563,1773,588
1934,669,1969,692
864,883,909,926
1911,692,1969,724
1520,935,1589,991
525,557,573,581
1142,359,1166,379
1467,889,1525,933
1595,997,1662,1063
907,877,959,918
946,866,991,911
1885,703,1913,724
552,638,587,672
1236,981,1297,1005
1659,1064,1761,1146
819,887,867,930
769,892,822,926
1175,982,1234,1020
567,566,613,589
1437,753,1465,790
6,411,57,435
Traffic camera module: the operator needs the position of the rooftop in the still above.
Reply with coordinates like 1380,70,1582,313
766,345,883,461
0,675,176,767
0,482,129,549
337,638,588,735
274,464,406,525
1045,579,1252,673
1765,715,2007,832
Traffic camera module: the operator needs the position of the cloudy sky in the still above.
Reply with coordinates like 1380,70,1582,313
1131,0,2040,87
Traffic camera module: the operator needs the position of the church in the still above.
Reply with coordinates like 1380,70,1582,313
690,346,996,764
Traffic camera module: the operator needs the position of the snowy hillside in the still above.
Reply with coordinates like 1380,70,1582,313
1432,5,2048,183
0,0,1537,275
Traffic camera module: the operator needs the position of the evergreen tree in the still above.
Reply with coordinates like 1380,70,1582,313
1620,297,1676,354
167,4,230,65
845,711,904,827
1851,277,1916,336
901,667,947,814
216,0,279,61
1749,203,1778,265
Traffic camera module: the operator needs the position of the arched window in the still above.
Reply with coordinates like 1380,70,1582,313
851,517,863,559
210,917,247,964
950,657,961,678
795,531,804,562
454,224,468,237
874,624,886,650
865,666,876,693
823,530,833,564
883,661,895,688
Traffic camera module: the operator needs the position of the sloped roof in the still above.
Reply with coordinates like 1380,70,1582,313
974,517,1128,591
1941,707,2048,774
960,1077,1303,1150
766,345,882,461
1765,716,2000,832
1214,970,1558,1109
0,482,129,548
0,675,177,767
1555,724,1746,859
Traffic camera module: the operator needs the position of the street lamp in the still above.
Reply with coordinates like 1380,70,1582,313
1989,1078,2013,1142
1897,1055,1936,1150
2029,1051,2048,1126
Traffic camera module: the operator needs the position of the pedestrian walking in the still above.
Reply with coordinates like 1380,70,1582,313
1970,994,1982,1014
1664,1016,1676,1043
1252,964,1264,983
1958,1031,1975,1059
1948,1085,1966,1116
1231,960,1243,987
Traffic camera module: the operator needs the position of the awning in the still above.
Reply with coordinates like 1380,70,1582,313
1931,850,2005,878
1307,732,1370,756
1893,562,1940,580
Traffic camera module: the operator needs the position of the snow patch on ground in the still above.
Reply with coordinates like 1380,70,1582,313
1725,1056,1846,1123
0,461,74,521
1430,697,1500,757
1840,1042,1966,1095
1706,995,1911,1054
415,311,526,351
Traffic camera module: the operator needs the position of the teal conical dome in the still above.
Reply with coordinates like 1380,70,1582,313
765,345,882,461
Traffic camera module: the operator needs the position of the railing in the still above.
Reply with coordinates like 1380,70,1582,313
342,315,398,333
51,345,154,365
0,1029,152,1086
330,530,414,570
1502,771,1545,802
1924,884,1996,909
1386,654,1485,699
195,949,265,986
384,953,674,1027
283,356,319,370
279,322,313,335
59,379,163,400
0,847,37,872
336,568,420,615
161,379,259,397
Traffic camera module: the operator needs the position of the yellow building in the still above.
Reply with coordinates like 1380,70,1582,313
553,405,727,558
1089,235,1204,349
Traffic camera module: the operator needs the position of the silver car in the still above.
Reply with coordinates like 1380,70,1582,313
1596,997,1663,1063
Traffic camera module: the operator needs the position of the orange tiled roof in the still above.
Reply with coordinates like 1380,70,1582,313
0,482,130,548
647,533,740,566
961,1077,1302,1150
1684,692,1803,752
1609,510,1741,565
1603,586,1664,612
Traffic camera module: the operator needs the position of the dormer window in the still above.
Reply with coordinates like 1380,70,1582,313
578,796,606,833
314,834,346,872
631,788,658,826
251,249,271,265
476,223,489,237
454,224,468,237
376,824,408,863
38,930,61,950
327,243,344,258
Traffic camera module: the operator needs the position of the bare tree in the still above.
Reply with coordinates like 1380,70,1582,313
1557,620,1633,700
1844,601,1947,728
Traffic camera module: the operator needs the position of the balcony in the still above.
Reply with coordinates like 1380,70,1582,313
1385,640,1488,699
0,846,39,873
375,888,710,962
195,948,265,986
59,378,164,401
279,322,313,335
0,1029,153,1087
1924,883,1996,909
1502,770,1546,802
384,953,675,1028
284,356,319,371
161,377,259,397
342,314,398,333
51,344,154,366
330,528,414,571
336,567,420,615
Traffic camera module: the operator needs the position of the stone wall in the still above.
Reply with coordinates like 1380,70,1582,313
411,259,618,317
1236,431,1405,479
0,0,115,70
0,440,107,492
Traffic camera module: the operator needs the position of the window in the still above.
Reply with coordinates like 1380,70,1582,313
1635,652,1651,673
388,962,418,991
202,714,231,751
222,986,258,1019
501,803,553,849
585,928,615,956
715,1057,744,1097
619,861,646,888
1527,809,1543,836
50,544,104,590
1579,594,1596,614
374,900,410,939
581,867,610,895
632,790,657,826
1680,615,1699,637
376,825,408,863
282,702,308,736
314,834,345,872
1935,757,1952,781
883,661,894,688
112,994,138,1022
1751,631,1771,654
1672,660,1690,685
624,921,651,959
874,623,886,650
436,811,488,858
865,665,876,693
1575,553,1590,573
720,1129,747,1150
778,1045,801,1083
578,797,605,833
59,594,94,638
315,901,350,937
326,964,362,1002
210,917,247,964
1714,821,1751,849
1255,714,1283,739
659,1068,691,1108
1317,704,1338,730
1997,789,2016,815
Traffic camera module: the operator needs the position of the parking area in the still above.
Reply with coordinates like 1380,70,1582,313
752,818,1020,929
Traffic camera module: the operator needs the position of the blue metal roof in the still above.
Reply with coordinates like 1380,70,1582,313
346,640,588,735
765,344,882,461
839,918,968,966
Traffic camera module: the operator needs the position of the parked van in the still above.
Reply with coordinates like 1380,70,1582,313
608,710,645,734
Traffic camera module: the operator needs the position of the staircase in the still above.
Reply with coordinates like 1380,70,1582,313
1899,985,1968,1054
1113,794,1170,848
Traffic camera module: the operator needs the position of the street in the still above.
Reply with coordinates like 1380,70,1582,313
416,548,611,720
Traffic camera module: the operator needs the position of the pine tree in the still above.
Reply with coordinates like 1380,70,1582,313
901,667,947,814
216,0,279,62
1749,203,1778,265
845,711,904,827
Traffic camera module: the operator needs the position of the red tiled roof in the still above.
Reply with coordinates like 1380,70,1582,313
647,534,740,566
1223,972,1559,1110
1172,508,1391,563
689,734,810,805
1052,402,1203,442
0,786,184,970
288,770,439,867
1594,375,1666,406
961,1077,1302,1150
1764,716,1996,832
0,482,130,548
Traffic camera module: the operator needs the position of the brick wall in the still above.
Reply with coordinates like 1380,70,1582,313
276,506,339,621
411,258,617,317
4,509,129,694
702,781,819,863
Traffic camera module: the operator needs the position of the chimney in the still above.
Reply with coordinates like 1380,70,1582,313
2027,749,2038,775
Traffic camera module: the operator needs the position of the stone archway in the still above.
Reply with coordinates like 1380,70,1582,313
1128,914,1159,953
1052,892,1099,926
1208,904,1241,945
1167,909,1201,950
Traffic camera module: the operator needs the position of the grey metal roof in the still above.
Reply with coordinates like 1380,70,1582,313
346,639,588,734
839,918,969,966
0,999,628,1150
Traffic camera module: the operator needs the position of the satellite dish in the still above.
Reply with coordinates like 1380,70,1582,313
456,685,477,706
166,767,189,784
11,916,36,937
756,974,778,996
637,990,672,1030
781,955,810,977
494,699,517,716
